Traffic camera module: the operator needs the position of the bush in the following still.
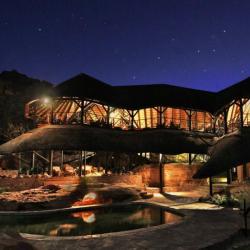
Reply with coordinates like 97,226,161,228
211,193,239,207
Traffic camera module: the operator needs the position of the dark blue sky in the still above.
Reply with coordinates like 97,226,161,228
1,0,250,91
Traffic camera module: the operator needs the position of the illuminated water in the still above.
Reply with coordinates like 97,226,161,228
0,204,182,237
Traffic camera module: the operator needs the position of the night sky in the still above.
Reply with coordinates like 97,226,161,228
1,0,250,91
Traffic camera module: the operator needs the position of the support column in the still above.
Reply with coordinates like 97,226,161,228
83,150,86,176
239,99,244,129
18,153,21,176
227,169,232,184
131,110,134,130
49,150,54,176
79,150,83,177
209,177,213,196
50,100,54,124
188,110,192,131
106,106,110,127
188,153,192,165
32,151,35,174
159,153,164,193
81,99,84,125
60,150,64,170
223,109,228,134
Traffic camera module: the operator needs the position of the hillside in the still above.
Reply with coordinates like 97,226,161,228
0,70,54,143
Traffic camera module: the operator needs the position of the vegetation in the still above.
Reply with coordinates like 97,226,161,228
0,70,53,143
211,193,239,207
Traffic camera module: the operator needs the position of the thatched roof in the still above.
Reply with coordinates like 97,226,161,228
54,73,216,111
0,125,215,155
53,73,250,114
193,128,250,178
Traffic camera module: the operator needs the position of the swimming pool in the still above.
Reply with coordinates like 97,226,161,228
0,204,182,237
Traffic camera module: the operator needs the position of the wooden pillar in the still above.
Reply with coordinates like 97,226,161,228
60,150,64,170
81,99,84,125
18,153,21,176
239,99,244,129
209,177,213,196
223,109,228,134
50,100,54,124
227,169,232,184
106,106,110,126
158,107,163,127
79,150,83,177
188,110,192,131
32,151,35,173
49,150,53,176
83,150,86,176
159,153,164,193
188,153,192,165
131,110,134,130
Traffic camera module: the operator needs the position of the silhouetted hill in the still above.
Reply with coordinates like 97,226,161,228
0,70,54,143
0,70,53,97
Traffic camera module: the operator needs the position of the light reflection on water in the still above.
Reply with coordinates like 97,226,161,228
0,205,182,237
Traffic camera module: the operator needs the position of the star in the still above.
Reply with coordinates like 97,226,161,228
196,49,201,54
241,70,245,74
132,75,137,80
222,29,227,33
37,27,43,32
212,49,216,53
202,69,208,73
156,56,161,60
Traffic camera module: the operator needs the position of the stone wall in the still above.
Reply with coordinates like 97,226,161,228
135,164,160,187
163,163,207,191
0,177,44,192
135,163,207,191
44,174,143,188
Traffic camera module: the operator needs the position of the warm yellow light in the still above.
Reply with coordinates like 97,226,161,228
43,97,50,104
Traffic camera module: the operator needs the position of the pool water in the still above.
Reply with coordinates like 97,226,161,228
0,204,182,237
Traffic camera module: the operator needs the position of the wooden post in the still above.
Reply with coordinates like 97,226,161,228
239,99,244,129
159,153,164,193
188,153,192,165
84,150,86,176
81,99,84,125
32,151,35,173
188,110,192,131
50,100,54,124
131,110,134,130
227,169,232,184
223,109,228,134
61,150,64,170
106,106,110,126
49,150,53,176
79,150,83,176
209,177,213,196
18,153,21,176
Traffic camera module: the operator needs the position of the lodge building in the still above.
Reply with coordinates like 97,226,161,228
1,73,250,193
